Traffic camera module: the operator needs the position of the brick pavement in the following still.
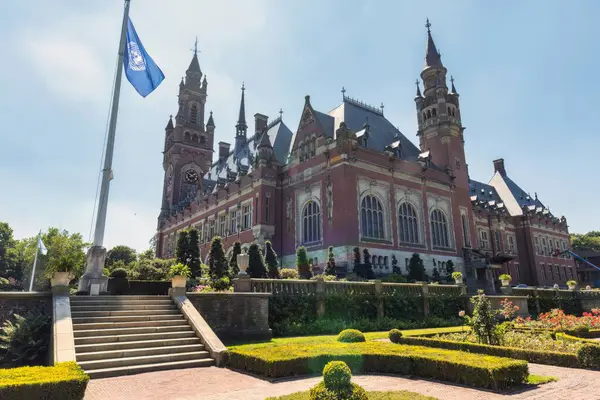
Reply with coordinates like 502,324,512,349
84,363,600,400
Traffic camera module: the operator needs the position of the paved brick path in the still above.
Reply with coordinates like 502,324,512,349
85,363,600,400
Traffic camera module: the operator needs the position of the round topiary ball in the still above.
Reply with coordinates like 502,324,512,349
322,361,352,391
389,329,403,343
110,268,128,279
337,329,366,343
309,381,368,400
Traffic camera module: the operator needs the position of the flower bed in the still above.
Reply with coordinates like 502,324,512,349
228,341,528,389
515,308,600,331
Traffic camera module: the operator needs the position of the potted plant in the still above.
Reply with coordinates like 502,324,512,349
499,274,512,287
43,235,79,287
451,271,463,284
567,280,577,290
169,263,191,288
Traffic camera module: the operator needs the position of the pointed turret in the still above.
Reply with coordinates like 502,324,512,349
165,115,174,131
235,83,247,137
415,79,422,98
207,111,215,128
450,76,458,95
258,131,272,148
424,18,443,69
185,38,202,84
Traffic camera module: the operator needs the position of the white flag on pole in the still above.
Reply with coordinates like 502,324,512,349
37,237,47,255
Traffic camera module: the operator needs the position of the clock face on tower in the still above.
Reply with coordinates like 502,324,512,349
185,169,199,183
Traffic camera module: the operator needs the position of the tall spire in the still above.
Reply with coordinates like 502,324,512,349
236,83,247,136
186,37,202,82
207,111,215,128
450,75,458,94
424,18,443,69
415,79,422,97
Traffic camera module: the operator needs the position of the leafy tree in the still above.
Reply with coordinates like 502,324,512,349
128,258,174,281
391,255,401,275
40,228,88,281
175,229,201,277
407,253,427,282
247,243,267,278
229,241,242,278
467,290,501,345
362,249,374,279
0,222,20,280
352,247,362,277
432,267,440,282
296,246,312,279
207,236,228,281
106,245,137,269
571,231,600,252
139,249,155,261
445,260,454,275
325,246,336,276
264,241,280,279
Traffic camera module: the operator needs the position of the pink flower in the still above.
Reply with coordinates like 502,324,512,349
459,310,466,318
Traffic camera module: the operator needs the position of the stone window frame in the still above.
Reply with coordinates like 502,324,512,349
541,237,548,256
241,201,252,231
208,217,216,241
459,207,471,248
479,228,490,250
426,194,456,251
360,193,387,241
229,207,239,235
300,198,322,246
295,183,322,249
189,101,199,124
430,208,451,250
397,201,421,246
507,234,516,254
218,212,227,237
534,236,541,255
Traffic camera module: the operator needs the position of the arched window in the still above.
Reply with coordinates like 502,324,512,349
430,209,450,248
372,255,377,266
190,103,198,123
192,134,198,143
302,200,321,245
432,108,437,117
461,214,471,247
311,137,316,156
184,132,191,142
361,195,385,239
384,256,388,267
422,112,427,121
199,135,206,145
378,256,383,266
427,110,431,119
398,202,420,244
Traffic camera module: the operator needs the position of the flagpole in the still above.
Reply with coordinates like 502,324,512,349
29,232,41,292
79,0,130,292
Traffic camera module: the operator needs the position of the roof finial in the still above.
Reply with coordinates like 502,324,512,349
341,86,346,98
279,108,283,119
415,79,422,97
425,18,432,34
192,36,198,55
450,75,457,93
241,82,245,91
380,102,384,114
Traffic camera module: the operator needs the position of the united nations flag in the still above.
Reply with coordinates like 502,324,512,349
124,17,164,97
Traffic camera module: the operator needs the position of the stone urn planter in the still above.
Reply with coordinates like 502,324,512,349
501,280,510,287
171,275,187,288
567,281,577,290
51,272,73,287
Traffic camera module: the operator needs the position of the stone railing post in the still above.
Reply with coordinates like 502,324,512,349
500,285,513,296
421,283,430,316
374,280,384,320
233,274,252,292
315,276,326,318
533,288,541,315
51,285,76,365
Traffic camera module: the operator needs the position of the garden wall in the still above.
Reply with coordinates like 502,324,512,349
187,292,272,341
0,292,52,325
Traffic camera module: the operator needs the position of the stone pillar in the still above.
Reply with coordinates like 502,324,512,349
422,283,430,316
315,277,326,318
374,280,384,320
77,246,109,294
500,285,513,296
233,274,252,292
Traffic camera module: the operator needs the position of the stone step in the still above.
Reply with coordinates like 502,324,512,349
73,319,187,331
74,325,192,338
78,350,209,371
74,330,196,345
71,304,177,312
71,295,170,301
75,337,202,353
85,358,214,379
70,299,174,306
71,309,181,318
72,314,184,324
76,343,206,361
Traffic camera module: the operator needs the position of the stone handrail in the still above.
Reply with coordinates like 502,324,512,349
51,287,76,364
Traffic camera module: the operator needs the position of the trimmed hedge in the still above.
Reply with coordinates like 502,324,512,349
337,330,366,343
227,341,528,389
577,344,600,369
0,362,89,400
389,329,403,343
395,336,579,368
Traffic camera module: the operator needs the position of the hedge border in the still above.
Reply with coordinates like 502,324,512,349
395,336,580,368
228,343,528,390
514,326,600,339
0,362,89,400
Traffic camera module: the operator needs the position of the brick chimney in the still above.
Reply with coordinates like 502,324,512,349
493,158,506,177
218,142,230,161
254,113,268,134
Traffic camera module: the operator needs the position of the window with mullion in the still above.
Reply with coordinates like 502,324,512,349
398,202,420,245
430,209,450,248
361,195,385,240
302,201,321,245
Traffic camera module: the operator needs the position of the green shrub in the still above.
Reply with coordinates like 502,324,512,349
337,329,366,343
281,269,300,279
566,325,590,337
211,276,231,291
322,361,352,391
394,335,580,368
0,362,89,400
389,329,403,343
227,341,528,389
577,344,600,369
309,381,368,400
0,310,50,366
168,263,191,278
109,268,128,279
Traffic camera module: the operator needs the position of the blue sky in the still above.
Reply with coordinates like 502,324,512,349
1,0,597,252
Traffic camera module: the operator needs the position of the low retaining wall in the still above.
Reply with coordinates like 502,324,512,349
187,292,272,341
0,292,52,325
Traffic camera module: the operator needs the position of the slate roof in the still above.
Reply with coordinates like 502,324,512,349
328,98,421,160
502,175,546,211
469,180,506,211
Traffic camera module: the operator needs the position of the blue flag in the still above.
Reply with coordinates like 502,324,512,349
124,18,164,97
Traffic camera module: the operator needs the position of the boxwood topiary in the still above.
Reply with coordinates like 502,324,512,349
309,381,368,400
337,329,366,343
566,325,590,338
322,361,352,391
110,268,128,279
389,329,403,343
577,344,600,369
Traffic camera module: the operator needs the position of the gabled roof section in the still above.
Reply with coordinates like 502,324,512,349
328,96,421,160
469,180,505,212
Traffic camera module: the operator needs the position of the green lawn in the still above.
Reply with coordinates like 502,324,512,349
266,390,438,400
228,326,467,350
527,374,558,385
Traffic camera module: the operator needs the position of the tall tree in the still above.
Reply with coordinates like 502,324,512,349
408,253,427,282
106,245,137,269
229,241,242,278
391,255,401,275
139,249,155,261
187,229,201,277
325,246,336,276
571,232,600,252
445,260,454,275
296,246,312,279
362,249,374,279
0,222,19,279
247,243,267,278
175,230,190,265
264,241,280,279
207,236,227,280
352,247,362,277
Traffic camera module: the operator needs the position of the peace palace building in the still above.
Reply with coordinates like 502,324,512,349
156,23,575,290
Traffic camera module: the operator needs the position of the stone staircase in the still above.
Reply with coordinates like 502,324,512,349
70,295,214,379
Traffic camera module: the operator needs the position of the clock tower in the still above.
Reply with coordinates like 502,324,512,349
158,44,215,226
